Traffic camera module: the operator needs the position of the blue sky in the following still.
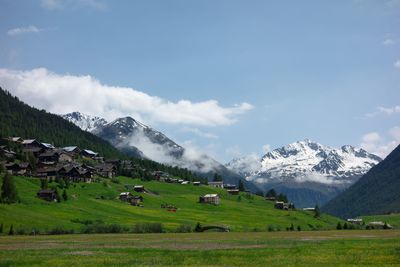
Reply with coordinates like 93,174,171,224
0,0,399,162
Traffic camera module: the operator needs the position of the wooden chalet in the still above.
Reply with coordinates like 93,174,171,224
0,146,16,159
21,139,42,149
95,163,116,178
37,189,57,201
7,137,23,143
224,184,237,190
133,185,145,193
275,201,294,210
130,195,143,206
81,149,98,158
208,181,224,188
227,189,239,195
5,162,32,176
199,194,220,205
119,192,132,201
38,150,60,163
62,146,81,156
35,166,60,179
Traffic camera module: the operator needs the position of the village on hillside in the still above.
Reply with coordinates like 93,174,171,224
0,136,298,211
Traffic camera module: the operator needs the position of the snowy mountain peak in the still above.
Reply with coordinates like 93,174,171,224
227,139,382,185
62,112,107,132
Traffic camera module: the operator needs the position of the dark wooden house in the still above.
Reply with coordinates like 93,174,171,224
37,189,57,201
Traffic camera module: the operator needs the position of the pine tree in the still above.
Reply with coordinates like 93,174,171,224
8,224,14,235
1,173,18,203
40,179,48,189
343,222,348,229
238,180,245,192
297,225,301,231
314,205,321,218
336,222,342,230
0,223,3,233
62,189,68,201
0,162,4,174
290,223,294,231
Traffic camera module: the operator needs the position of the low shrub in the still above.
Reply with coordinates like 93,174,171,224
83,223,127,234
48,227,74,235
132,223,164,233
175,223,193,233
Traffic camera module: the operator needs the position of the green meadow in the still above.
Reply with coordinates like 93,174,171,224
0,176,341,233
0,230,399,266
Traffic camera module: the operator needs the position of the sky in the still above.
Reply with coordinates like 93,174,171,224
0,0,399,162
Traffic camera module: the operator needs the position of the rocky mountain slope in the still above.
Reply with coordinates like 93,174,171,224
226,139,382,207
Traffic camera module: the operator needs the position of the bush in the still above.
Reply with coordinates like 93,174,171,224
83,223,127,234
175,223,193,233
48,227,74,235
194,222,202,232
16,228,27,235
267,225,275,232
336,222,342,230
132,223,164,233
111,178,120,184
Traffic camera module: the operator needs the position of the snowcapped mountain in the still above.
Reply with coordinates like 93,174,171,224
63,112,107,132
226,139,382,207
62,112,254,190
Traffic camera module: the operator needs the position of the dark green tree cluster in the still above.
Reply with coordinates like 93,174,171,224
238,180,245,192
213,173,222,182
1,173,18,203
265,188,288,202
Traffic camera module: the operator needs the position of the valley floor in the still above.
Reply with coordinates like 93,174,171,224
0,230,399,266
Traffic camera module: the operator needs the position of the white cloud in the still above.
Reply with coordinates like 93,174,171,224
360,127,400,158
181,127,218,139
262,144,271,153
226,154,261,174
0,68,253,127
383,38,395,45
41,0,106,10
365,105,400,118
7,26,43,36
394,60,400,68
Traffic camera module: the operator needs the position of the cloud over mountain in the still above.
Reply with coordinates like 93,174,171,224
0,68,253,127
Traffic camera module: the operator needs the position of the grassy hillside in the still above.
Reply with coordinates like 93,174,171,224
0,176,342,233
322,144,400,218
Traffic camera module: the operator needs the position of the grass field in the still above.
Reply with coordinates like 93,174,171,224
0,230,399,266
0,176,341,233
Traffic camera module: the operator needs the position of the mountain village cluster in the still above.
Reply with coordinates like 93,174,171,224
0,136,299,212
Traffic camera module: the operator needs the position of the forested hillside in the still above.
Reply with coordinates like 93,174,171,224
322,145,400,218
0,87,124,158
